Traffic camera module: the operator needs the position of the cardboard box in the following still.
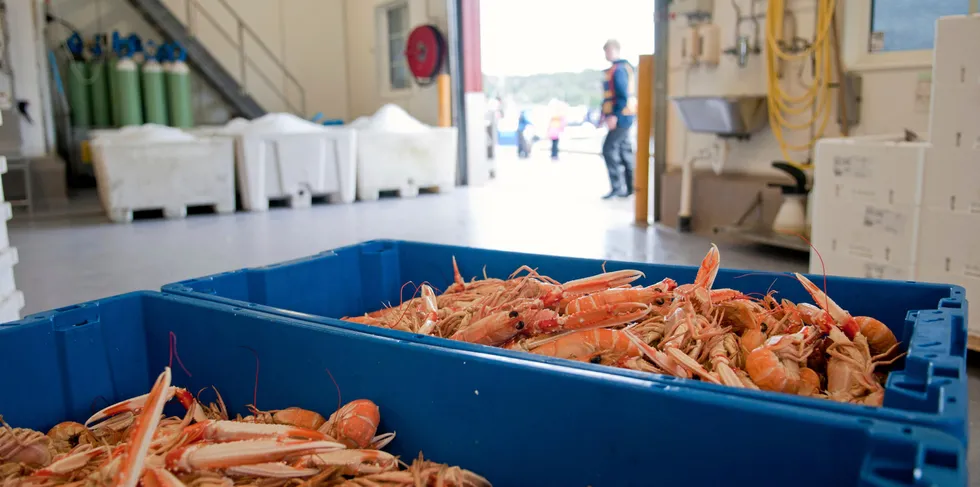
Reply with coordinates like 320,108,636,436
809,250,916,281
813,136,927,208
932,15,980,87
917,209,980,280
929,102,979,150
811,200,919,266
929,15,980,145
950,148,980,214
922,145,980,213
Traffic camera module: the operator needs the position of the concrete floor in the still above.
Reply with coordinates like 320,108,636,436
10,152,807,313
8,151,978,482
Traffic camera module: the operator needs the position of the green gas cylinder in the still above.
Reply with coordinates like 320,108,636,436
108,32,126,126
67,59,92,128
141,56,168,125
88,34,112,127
108,57,120,127
115,57,143,126
65,33,92,128
165,52,193,128
88,60,112,127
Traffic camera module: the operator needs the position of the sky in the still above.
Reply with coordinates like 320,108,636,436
480,0,656,76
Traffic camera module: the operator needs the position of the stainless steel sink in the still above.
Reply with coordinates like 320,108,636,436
669,96,768,138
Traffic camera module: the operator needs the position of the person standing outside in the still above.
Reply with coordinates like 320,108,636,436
600,39,638,199
516,109,533,159
547,101,566,160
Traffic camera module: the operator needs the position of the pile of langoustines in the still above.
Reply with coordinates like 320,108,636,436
0,367,490,486
347,244,901,406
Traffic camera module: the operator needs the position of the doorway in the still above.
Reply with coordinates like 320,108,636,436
478,0,655,213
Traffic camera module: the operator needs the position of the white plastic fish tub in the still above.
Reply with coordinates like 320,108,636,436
356,128,457,200
91,137,236,222
233,129,357,210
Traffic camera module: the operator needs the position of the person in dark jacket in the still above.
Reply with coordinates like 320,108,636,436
517,109,533,158
600,39,638,199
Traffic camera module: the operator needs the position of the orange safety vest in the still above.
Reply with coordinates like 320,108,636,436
602,61,638,117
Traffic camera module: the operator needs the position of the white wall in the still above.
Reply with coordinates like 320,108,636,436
7,0,50,155
343,0,448,126
281,0,350,120
50,0,455,127
47,0,349,121
667,1,932,175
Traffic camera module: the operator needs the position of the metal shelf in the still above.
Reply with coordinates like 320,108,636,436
712,191,810,253
714,225,810,253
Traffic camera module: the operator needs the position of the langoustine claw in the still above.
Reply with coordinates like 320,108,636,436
86,384,204,428
794,273,899,357
115,366,174,487
165,438,345,472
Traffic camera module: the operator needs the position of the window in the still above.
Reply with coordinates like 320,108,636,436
844,0,977,70
870,0,971,52
384,2,410,91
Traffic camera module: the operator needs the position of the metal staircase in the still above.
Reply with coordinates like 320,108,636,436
124,0,306,118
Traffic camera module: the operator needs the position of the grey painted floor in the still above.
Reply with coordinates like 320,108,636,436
10,154,808,314
8,153,978,483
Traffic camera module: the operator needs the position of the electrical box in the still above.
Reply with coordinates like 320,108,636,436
670,0,714,18
681,27,701,65
698,24,721,66
669,25,688,69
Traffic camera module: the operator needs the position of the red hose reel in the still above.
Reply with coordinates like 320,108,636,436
404,24,446,86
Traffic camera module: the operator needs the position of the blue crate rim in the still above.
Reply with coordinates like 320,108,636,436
3,292,968,486
159,239,970,443
171,238,972,292
161,283,968,426
5,289,968,450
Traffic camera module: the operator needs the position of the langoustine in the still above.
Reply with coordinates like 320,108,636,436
347,244,906,407
1,368,490,486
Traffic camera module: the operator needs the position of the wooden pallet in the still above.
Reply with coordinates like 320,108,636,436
108,202,235,223
968,333,980,352
358,184,453,202
266,191,346,209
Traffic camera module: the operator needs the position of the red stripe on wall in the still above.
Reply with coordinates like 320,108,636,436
460,0,482,93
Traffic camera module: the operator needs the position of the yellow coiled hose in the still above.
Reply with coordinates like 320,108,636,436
765,0,837,169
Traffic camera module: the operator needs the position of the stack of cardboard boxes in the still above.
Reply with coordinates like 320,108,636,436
811,134,927,281
917,15,980,338
0,146,24,321
811,14,980,338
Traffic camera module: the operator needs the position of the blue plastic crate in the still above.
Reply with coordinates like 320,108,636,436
0,292,967,486
163,240,970,445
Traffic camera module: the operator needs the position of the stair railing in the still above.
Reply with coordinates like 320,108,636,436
185,0,306,115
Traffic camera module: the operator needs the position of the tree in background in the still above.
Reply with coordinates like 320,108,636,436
484,70,604,109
